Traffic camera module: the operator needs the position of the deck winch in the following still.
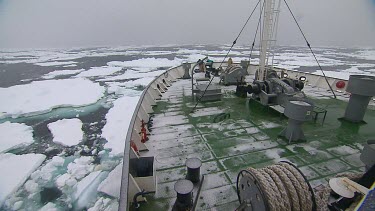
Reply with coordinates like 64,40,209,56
236,162,316,211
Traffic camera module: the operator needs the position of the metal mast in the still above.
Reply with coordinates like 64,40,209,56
258,0,280,81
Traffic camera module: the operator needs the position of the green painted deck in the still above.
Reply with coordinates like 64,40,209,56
135,79,375,211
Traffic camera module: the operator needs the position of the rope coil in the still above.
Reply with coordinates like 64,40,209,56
237,162,316,211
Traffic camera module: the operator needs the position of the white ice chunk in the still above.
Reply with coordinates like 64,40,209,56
88,197,119,211
0,153,46,206
35,61,77,67
97,163,122,198
75,66,122,78
48,119,83,146
42,69,84,79
67,156,95,180
101,95,140,155
108,58,181,68
39,202,58,211
0,121,34,153
73,171,109,210
24,180,39,193
0,78,105,119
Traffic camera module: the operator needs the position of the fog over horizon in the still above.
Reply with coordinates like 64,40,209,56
0,0,375,49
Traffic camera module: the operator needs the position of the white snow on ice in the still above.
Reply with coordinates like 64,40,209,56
73,171,109,210
35,61,77,67
102,95,140,155
0,78,105,118
97,163,122,198
42,69,85,79
108,57,181,68
48,119,83,146
75,66,122,78
0,153,46,207
0,121,34,153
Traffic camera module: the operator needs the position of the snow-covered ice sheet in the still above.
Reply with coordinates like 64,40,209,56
0,78,105,118
102,95,140,155
0,153,46,206
35,61,78,67
42,69,84,79
48,119,83,146
97,163,122,198
99,69,166,82
108,57,181,68
75,66,122,78
0,121,34,153
73,171,108,210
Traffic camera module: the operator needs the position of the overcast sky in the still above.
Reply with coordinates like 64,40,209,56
0,0,374,49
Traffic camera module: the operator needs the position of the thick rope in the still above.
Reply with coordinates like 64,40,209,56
240,163,316,211
259,168,283,211
279,163,313,211
269,165,300,210
247,167,278,211
263,168,290,211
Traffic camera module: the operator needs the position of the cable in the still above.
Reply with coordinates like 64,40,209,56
282,0,337,99
190,0,261,113
247,0,265,70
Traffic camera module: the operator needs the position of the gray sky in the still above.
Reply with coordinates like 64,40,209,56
0,0,374,49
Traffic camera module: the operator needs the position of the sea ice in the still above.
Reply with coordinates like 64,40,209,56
35,61,77,67
0,121,34,153
48,118,83,146
30,156,65,186
39,202,58,211
108,57,181,68
0,78,105,118
102,95,140,155
67,156,95,180
0,153,46,207
75,66,122,78
72,171,109,210
88,197,119,211
97,163,122,198
42,69,84,79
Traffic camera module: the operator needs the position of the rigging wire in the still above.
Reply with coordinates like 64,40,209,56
190,0,261,113
247,0,265,71
282,0,337,99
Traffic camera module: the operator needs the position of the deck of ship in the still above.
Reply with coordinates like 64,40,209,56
135,77,375,210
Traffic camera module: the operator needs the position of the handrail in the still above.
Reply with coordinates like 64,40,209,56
118,64,183,211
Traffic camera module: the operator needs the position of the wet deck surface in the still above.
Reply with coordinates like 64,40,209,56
136,79,375,210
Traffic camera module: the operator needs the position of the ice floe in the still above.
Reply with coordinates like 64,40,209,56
67,156,95,180
97,163,122,198
0,153,46,207
0,121,34,153
35,61,77,67
0,78,105,118
48,118,83,146
72,171,109,210
102,95,140,155
108,57,181,68
75,66,123,78
42,69,85,79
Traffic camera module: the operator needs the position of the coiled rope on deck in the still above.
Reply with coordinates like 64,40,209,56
237,162,316,211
